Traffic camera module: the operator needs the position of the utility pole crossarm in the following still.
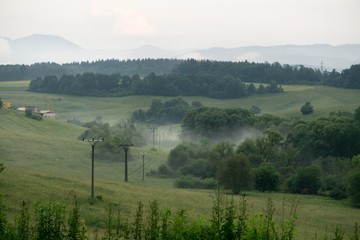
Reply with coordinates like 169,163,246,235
83,137,104,145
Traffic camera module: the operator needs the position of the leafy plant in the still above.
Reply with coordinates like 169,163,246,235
34,201,65,240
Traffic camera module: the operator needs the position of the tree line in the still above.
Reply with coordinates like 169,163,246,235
0,59,180,81
173,60,360,88
28,72,284,99
173,60,322,85
2,59,360,89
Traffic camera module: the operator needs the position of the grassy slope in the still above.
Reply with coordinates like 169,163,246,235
1,81,360,238
1,81,360,123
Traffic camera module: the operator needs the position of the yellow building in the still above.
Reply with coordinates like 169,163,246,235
2,101,13,108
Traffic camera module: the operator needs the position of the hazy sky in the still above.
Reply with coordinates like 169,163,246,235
1,0,359,50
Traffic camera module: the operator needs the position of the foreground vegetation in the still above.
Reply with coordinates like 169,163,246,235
1,190,358,240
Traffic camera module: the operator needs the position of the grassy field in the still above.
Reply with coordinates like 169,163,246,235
1,81,360,238
1,81,360,123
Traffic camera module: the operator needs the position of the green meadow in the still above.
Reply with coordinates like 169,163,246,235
1,80,360,238
1,80,360,123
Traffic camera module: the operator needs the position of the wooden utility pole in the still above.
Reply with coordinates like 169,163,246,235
83,137,104,198
137,151,149,180
149,127,157,150
120,144,133,182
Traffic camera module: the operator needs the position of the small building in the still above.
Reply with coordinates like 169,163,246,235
40,110,57,118
17,106,39,112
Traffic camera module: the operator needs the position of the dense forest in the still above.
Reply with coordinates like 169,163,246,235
172,60,360,88
28,71,283,99
2,59,360,89
0,59,181,81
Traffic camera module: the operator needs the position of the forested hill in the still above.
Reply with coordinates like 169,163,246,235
173,60,360,88
0,59,181,81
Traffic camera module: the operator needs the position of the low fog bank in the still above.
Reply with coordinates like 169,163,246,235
180,126,263,146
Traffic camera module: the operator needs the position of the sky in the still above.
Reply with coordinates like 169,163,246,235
1,0,360,50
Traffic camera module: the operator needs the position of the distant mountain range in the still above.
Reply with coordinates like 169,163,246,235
1,34,360,70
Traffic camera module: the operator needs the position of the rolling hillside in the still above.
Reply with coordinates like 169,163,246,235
1,81,360,238
1,108,359,238
0,108,203,223
1,81,360,123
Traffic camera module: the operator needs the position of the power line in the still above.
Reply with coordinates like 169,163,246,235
82,137,104,198
128,156,155,177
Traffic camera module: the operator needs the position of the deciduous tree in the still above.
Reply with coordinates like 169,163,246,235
217,154,252,194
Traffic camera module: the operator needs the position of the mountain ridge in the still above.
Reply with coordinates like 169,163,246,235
1,34,359,70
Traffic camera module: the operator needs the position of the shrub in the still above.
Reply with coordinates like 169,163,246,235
329,187,348,200
66,196,86,240
16,201,31,240
300,101,314,115
255,164,280,192
157,164,173,177
35,201,66,240
291,166,321,195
